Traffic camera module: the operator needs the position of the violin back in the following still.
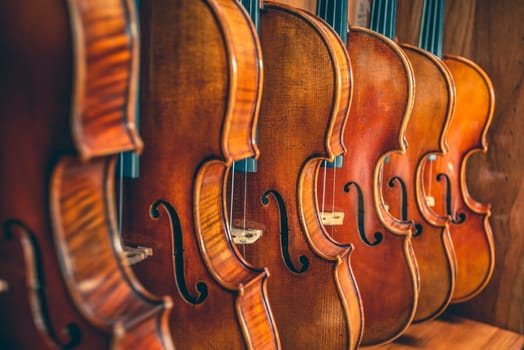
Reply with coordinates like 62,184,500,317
122,0,280,348
0,0,174,348
230,3,363,349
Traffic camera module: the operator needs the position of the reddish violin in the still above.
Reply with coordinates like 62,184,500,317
229,2,363,349
121,0,280,348
381,0,457,322
0,0,174,349
317,0,419,345
421,53,495,302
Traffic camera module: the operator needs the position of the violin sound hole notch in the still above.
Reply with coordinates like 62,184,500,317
413,223,423,237
150,200,208,305
261,190,309,274
436,173,467,224
3,220,82,349
343,182,384,246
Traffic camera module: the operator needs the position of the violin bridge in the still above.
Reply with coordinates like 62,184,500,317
321,211,345,226
231,226,263,244
123,245,153,266
425,196,436,207
0,279,8,293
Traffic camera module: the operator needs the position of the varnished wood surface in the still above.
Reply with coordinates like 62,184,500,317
366,313,523,350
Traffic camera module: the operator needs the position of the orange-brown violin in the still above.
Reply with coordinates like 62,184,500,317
229,1,363,349
418,0,495,304
317,0,419,345
0,0,174,349
421,61,495,303
121,0,280,348
381,0,457,322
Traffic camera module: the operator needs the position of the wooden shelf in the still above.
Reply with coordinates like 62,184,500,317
365,313,523,349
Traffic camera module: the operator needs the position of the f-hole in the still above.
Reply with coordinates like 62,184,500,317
150,200,208,305
3,220,82,349
261,190,309,274
343,181,384,246
436,174,466,224
388,176,423,237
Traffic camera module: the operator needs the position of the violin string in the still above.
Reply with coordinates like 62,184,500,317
242,158,248,257
118,152,124,236
321,160,327,216
229,161,236,234
331,162,337,238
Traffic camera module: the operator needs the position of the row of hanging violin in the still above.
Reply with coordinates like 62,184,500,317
0,0,495,348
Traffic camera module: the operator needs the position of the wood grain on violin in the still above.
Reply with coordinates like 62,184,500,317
381,43,457,322
0,0,174,349
229,2,363,349
421,54,495,303
121,0,280,349
318,2,419,345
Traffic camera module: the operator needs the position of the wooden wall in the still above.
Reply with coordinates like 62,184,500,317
280,0,523,334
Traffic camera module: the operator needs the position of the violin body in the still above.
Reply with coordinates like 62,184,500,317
421,54,495,303
0,0,174,349
230,3,363,349
319,26,419,345
381,43,457,322
121,0,280,348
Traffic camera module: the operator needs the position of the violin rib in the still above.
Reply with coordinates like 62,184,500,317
230,3,363,349
319,26,420,345
381,43,458,322
0,0,174,348
122,0,280,348
422,54,495,303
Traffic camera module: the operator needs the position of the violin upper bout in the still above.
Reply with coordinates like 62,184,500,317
69,0,143,160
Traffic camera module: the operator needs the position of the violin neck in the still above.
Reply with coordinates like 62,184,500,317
121,0,141,179
419,0,445,57
239,0,262,32
369,0,397,40
316,0,349,44
235,0,261,173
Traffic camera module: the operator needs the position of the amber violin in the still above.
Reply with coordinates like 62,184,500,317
381,0,457,322
229,1,363,349
421,0,495,301
317,0,419,345
121,0,280,348
0,0,174,349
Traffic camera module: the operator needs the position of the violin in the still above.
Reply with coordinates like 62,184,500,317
317,0,419,345
121,0,280,348
229,2,363,348
381,0,457,322
421,0,495,301
0,0,174,349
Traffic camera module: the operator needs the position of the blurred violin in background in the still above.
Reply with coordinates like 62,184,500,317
0,0,174,349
